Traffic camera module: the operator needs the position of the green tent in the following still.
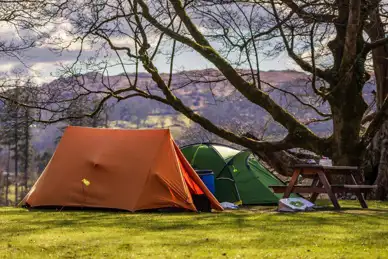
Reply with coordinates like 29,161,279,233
181,143,292,205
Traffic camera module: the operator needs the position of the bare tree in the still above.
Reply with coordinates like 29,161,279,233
2,1,388,197
0,84,37,204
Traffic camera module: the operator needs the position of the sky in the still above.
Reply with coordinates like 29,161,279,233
0,44,294,84
0,11,297,85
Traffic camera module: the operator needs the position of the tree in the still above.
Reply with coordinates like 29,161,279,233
36,151,52,174
0,0,42,204
60,94,109,128
19,105,35,197
4,144,11,205
362,3,388,199
0,0,54,84
0,84,37,204
3,1,388,198
178,115,271,147
0,87,24,204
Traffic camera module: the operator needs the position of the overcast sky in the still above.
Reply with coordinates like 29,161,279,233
0,48,294,85
0,20,295,84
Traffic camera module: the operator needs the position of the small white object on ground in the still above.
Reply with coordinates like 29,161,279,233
278,198,315,212
319,157,333,166
220,202,239,210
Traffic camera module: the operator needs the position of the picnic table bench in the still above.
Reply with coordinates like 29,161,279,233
269,164,377,209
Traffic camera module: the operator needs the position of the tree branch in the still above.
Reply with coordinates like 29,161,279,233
261,80,331,118
280,0,336,23
339,0,361,73
361,112,376,125
270,0,333,85
365,37,388,52
137,0,324,150
361,97,388,146
135,36,323,153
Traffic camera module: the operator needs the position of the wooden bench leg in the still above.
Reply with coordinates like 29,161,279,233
310,175,321,203
355,192,368,209
318,171,341,210
283,169,301,198
349,174,368,208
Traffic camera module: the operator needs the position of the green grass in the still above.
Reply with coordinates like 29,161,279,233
2,185,28,206
1,201,388,258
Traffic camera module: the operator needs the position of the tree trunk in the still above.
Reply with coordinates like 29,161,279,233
365,120,388,200
330,80,367,166
5,144,10,206
0,168,3,205
325,0,367,166
368,8,388,109
104,112,109,128
363,7,388,199
374,121,388,200
23,111,30,196
14,119,19,205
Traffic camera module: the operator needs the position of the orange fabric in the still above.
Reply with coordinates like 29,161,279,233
179,159,204,195
21,126,223,212
173,141,223,211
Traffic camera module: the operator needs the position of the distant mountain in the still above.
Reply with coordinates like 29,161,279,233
25,69,376,153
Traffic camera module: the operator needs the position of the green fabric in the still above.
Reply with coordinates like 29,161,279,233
181,145,240,203
181,144,293,205
231,152,295,204
212,145,240,160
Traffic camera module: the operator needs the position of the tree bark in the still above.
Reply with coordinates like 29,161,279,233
330,93,367,166
5,144,10,206
0,167,3,205
23,109,30,196
14,120,19,205
374,122,388,199
362,6,388,199
368,8,388,108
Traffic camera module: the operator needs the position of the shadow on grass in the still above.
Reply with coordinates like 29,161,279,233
2,206,388,256
3,208,388,225
1,201,387,245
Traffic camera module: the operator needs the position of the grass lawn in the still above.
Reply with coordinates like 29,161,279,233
1,200,388,259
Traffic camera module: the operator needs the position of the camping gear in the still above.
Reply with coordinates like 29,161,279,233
278,198,315,212
21,127,223,212
181,143,295,205
319,157,332,166
220,202,239,210
196,170,216,195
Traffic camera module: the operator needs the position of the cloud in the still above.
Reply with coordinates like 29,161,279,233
0,15,294,86
0,63,17,72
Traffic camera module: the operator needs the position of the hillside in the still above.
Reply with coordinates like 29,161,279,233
17,69,376,155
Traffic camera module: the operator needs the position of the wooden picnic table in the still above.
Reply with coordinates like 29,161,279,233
269,164,377,209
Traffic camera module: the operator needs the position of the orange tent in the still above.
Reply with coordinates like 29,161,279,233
21,126,223,212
